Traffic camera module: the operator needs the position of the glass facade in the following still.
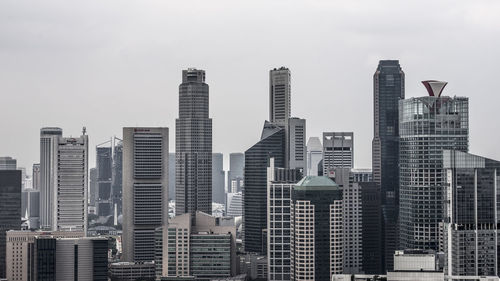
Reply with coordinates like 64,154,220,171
399,96,469,250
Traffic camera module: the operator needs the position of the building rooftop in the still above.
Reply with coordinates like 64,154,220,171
295,176,339,190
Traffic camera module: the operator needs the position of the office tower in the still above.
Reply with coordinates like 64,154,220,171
269,67,291,124
372,60,404,271
112,139,123,221
0,156,17,170
359,181,382,274
175,68,213,216
332,168,363,274
290,176,343,281
443,150,500,277
110,262,156,281
6,230,85,281
89,168,97,206
244,121,286,254
212,153,225,204
267,159,302,281
32,163,40,190
307,137,322,176
122,127,169,262
0,170,22,278
21,188,40,229
226,192,243,217
288,117,306,171
162,212,237,279
7,231,106,281
351,168,373,183
399,83,468,251
39,127,63,230
96,144,113,217
168,153,175,200
228,153,244,193
322,132,354,176
39,127,88,232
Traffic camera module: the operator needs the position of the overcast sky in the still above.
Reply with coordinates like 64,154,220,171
1,0,499,172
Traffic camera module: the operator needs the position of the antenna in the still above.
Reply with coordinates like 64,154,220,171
82,126,87,135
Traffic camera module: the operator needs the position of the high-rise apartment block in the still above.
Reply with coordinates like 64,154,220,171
443,150,500,277
176,68,213,216
269,67,291,124
372,60,404,272
122,127,169,262
228,153,244,193
306,137,322,176
0,169,22,278
322,132,354,176
162,212,237,279
39,127,88,232
399,84,469,251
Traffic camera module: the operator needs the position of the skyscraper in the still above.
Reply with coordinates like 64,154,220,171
96,144,112,217
39,127,63,230
122,127,169,262
287,117,306,171
175,68,212,216
168,152,175,200
372,60,404,271
89,167,97,207
244,121,286,254
443,150,500,277
0,169,21,277
322,132,354,176
227,153,244,193
112,139,123,222
399,82,468,251
212,153,225,204
269,67,291,124
32,163,40,190
306,137,322,176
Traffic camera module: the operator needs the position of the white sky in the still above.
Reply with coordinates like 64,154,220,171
1,0,499,172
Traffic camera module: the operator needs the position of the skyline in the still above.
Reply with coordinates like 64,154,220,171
1,0,500,172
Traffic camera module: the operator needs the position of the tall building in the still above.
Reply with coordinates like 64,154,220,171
287,118,306,171
122,127,169,262
269,67,291,124
399,83,468,251
175,68,213,216
212,153,225,204
39,127,63,230
96,144,113,217
0,156,17,170
443,150,500,277
267,159,302,281
306,137,322,176
162,212,237,279
290,176,343,281
112,139,123,222
6,231,106,281
372,60,404,271
0,170,22,278
322,132,354,176
244,121,286,254
168,152,175,200
227,153,244,193
40,128,88,232
21,188,40,229
359,181,382,274
89,168,97,207
32,163,40,190
226,192,243,217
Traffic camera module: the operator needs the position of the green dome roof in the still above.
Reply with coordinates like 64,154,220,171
295,176,340,191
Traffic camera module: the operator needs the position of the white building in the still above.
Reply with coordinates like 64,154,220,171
306,137,322,176
322,132,354,176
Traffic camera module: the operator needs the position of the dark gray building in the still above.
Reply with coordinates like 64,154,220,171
399,83,468,251
443,150,500,277
32,163,40,190
168,152,175,200
175,68,212,216
0,156,17,170
227,153,244,193
89,167,97,207
0,170,22,278
244,122,285,254
372,60,404,271
122,127,169,262
359,181,382,274
212,153,225,204
96,145,113,217
113,140,123,221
